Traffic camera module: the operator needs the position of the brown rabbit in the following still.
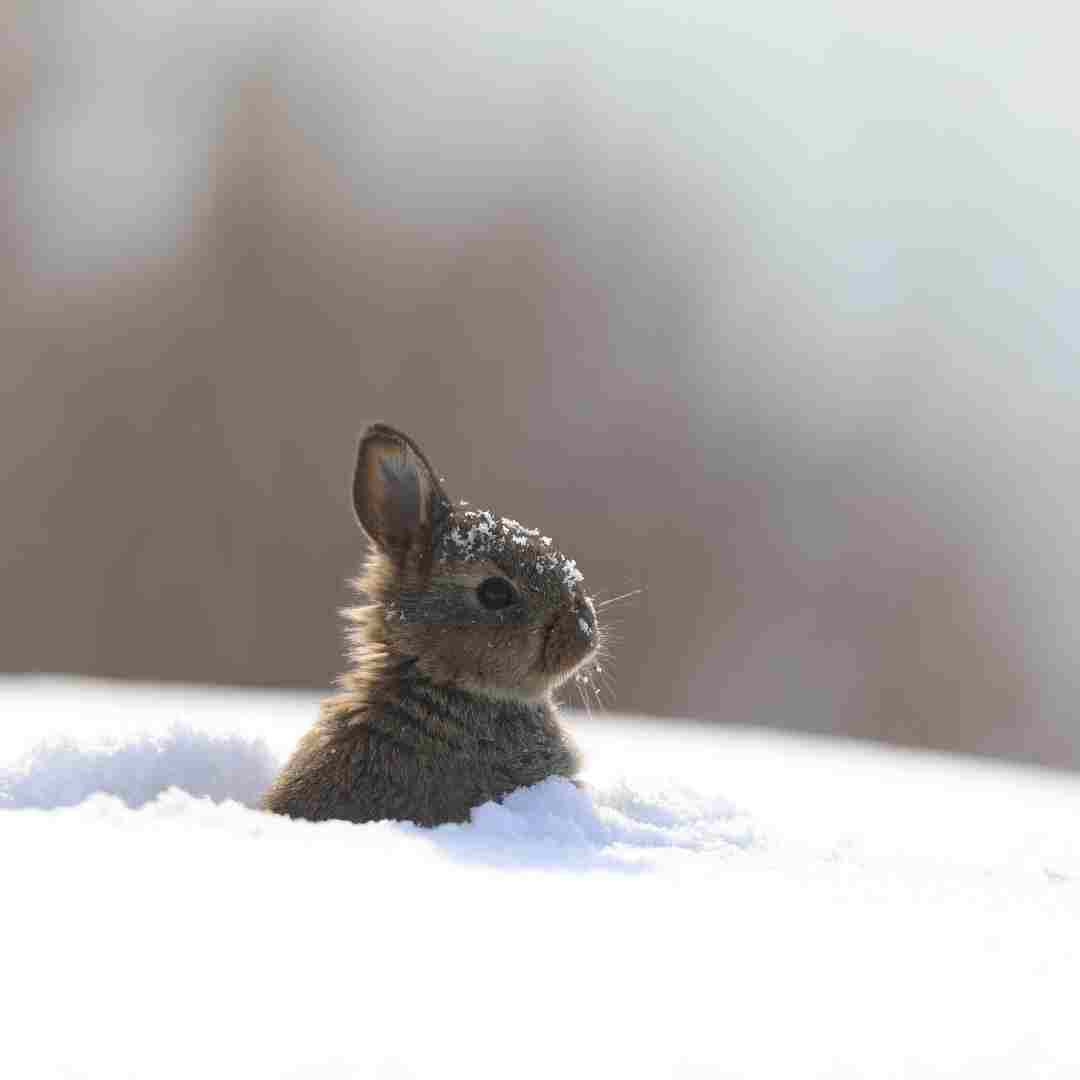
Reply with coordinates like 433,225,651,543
262,423,601,825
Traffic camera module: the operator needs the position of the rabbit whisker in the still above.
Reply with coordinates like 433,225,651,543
594,589,643,609
575,674,593,720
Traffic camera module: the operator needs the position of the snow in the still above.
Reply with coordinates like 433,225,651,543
443,509,582,589
2,677,1079,1079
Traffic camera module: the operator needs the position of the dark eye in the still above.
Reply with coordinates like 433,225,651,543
477,576,517,610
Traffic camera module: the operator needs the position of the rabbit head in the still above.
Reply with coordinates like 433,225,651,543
351,423,600,702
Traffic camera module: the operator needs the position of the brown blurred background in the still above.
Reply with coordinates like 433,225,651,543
3,3,1079,767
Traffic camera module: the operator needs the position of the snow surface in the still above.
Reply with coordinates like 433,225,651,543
2,677,1079,1079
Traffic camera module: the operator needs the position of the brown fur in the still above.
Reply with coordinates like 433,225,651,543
262,424,599,825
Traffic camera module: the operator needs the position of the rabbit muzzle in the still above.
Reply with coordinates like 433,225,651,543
542,594,598,681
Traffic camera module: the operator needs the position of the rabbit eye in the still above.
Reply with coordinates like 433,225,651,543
477,577,517,610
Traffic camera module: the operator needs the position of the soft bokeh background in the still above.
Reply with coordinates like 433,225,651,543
3,2,1078,767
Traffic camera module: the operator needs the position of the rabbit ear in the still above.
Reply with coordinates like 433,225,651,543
353,424,450,559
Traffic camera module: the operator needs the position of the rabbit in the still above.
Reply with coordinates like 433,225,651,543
262,422,602,826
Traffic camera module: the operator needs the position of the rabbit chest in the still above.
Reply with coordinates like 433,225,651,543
352,676,581,825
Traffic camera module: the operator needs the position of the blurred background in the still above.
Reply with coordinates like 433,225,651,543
3,1,1079,768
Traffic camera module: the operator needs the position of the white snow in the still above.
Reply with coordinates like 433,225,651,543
498,517,540,538
2,676,1079,1079
446,508,497,551
443,510,582,590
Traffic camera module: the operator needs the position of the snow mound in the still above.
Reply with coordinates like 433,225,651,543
0,725,277,810
0,718,754,867
429,776,755,870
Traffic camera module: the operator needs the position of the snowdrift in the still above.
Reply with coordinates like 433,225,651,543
2,677,1078,1079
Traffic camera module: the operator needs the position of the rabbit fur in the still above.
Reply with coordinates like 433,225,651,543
262,423,600,826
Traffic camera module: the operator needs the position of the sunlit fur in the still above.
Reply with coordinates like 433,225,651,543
262,426,602,826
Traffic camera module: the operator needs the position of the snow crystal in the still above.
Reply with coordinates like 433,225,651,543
498,516,539,537
536,551,584,590
442,509,585,593
444,508,500,557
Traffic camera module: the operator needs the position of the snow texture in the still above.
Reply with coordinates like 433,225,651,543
442,509,583,590
2,676,1079,1079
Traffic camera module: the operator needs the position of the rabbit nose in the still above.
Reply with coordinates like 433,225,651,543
542,595,598,676
575,595,597,642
